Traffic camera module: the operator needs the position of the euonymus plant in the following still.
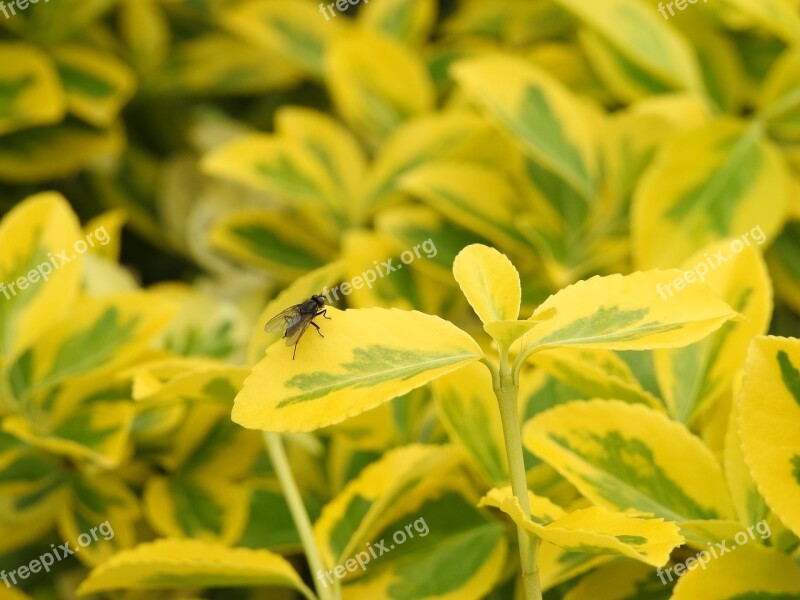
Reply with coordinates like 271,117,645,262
2,0,800,599
227,241,743,600
5,191,800,600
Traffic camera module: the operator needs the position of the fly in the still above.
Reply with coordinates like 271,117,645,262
263,294,330,359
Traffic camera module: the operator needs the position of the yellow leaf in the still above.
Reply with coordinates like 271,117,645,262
83,209,126,261
671,544,800,599
578,30,675,103
520,270,738,356
143,475,249,545
152,283,249,362
314,444,506,599
233,307,483,431
364,112,507,209
721,0,800,43
358,0,437,45
325,27,434,143
563,561,667,600
208,209,333,277
133,360,247,406
538,540,612,592
154,34,299,96
0,460,63,554
57,474,139,567
325,400,398,452
119,0,170,73
0,586,34,600
53,44,136,127
724,392,768,526
524,400,736,521
531,348,663,409
223,0,337,78
453,244,551,348
3,375,134,468
758,47,800,136
202,136,343,213
527,41,612,105
131,357,228,400
738,335,800,537
551,0,703,92
653,240,772,423
0,42,64,135
443,0,568,47
375,204,486,284
452,54,600,200
480,486,683,566
453,244,520,324
603,94,711,213
314,445,468,565
17,292,175,399
149,401,261,479
339,230,417,311
0,122,123,183
632,119,788,269
276,107,368,222
402,163,531,254
0,192,83,359
76,538,314,598
129,403,186,446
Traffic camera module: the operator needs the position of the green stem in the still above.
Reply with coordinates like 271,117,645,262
491,349,542,600
263,432,340,600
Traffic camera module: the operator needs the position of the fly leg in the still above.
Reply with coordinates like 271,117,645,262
311,321,324,338
317,308,331,320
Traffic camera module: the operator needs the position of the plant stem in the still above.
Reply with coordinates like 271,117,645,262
493,349,542,600
263,432,340,600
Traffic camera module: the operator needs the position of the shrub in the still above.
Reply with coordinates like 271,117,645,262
1,1,799,599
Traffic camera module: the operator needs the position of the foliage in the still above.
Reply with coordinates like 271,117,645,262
1,0,800,599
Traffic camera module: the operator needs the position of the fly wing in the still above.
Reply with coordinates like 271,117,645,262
264,304,303,333
284,316,313,347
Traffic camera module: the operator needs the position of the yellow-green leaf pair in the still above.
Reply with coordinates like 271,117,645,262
234,242,740,434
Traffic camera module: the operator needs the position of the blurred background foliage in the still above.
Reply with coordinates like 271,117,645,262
1,0,799,318
2,0,800,597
